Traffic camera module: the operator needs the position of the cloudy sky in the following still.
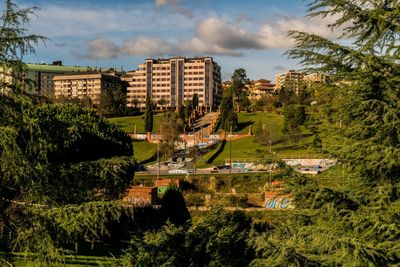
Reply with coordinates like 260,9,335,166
13,0,340,81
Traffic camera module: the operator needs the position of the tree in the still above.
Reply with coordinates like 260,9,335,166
231,68,251,111
0,2,136,264
215,88,238,132
0,0,46,92
131,98,140,108
99,83,127,116
283,104,306,133
144,95,153,133
251,0,400,265
157,98,167,110
160,187,190,226
192,93,199,109
159,112,184,156
125,208,254,267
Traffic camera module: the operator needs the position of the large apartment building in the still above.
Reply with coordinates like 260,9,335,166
53,72,121,106
122,57,222,110
275,70,304,93
275,70,329,94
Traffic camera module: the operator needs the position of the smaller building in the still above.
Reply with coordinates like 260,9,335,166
247,79,276,100
154,179,181,193
123,186,158,205
53,71,121,107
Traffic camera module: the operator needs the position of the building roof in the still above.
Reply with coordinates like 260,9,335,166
53,71,119,78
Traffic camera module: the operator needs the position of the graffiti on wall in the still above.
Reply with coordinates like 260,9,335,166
283,158,336,167
265,193,294,209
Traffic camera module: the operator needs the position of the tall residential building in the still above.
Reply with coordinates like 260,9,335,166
303,72,329,85
275,70,304,93
123,57,222,110
53,72,121,106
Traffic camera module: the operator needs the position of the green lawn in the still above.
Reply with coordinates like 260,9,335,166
197,136,316,167
198,112,317,167
133,140,157,164
236,112,284,134
108,114,164,133
109,112,318,167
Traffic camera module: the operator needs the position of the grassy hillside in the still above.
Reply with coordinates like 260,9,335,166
108,114,164,133
235,112,284,134
133,140,157,164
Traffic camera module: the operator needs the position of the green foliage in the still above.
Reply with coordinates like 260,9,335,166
231,68,251,111
0,0,46,92
0,93,135,262
216,91,238,132
160,187,190,226
159,112,184,157
144,96,153,132
126,208,254,267
192,93,199,109
283,104,306,133
98,83,127,116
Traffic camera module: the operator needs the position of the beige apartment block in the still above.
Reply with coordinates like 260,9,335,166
275,70,304,93
122,57,222,110
303,72,329,85
53,72,121,106
247,79,276,100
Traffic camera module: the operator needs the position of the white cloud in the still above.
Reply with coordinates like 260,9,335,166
78,38,120,60
154,0,193,18
121,37,178,57
29,3,194,38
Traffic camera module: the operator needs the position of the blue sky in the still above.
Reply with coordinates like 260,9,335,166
11,0,340,81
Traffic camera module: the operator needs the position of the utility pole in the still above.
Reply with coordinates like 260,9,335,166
230,125,232,173
269,163,272,187
193,128,196,173
269,140,272,154
157,141,160,179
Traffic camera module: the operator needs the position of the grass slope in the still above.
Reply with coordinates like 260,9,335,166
134,140,157,164
108,114,164,133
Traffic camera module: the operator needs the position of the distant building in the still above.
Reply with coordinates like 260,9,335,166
222,81,232,90
123,186,158,205
303,72,329,85
247,79,276,100
122,57,222,111
0,61,122,96
53,71,121,106
275,70,304,93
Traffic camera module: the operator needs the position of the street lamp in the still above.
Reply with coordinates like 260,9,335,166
229,125,232,173
269,140,272,154
157,141,160,180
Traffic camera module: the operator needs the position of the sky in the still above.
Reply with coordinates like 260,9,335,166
10,0,342,81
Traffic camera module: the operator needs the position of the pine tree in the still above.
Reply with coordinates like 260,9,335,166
144,95,153,133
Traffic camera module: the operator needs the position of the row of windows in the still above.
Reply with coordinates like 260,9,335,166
184,83,204,86
184,77,204,81
184,72,204,75
184,66,204,69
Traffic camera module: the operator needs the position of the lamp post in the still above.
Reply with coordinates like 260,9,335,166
269,140,272,154
229,125,232,173
157,141,160,180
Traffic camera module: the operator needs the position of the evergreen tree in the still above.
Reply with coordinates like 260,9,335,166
251,0,400,265
231,68,251,111
216,89,238,132
144,95,153,133
192,93,199,109
0,0,46,92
